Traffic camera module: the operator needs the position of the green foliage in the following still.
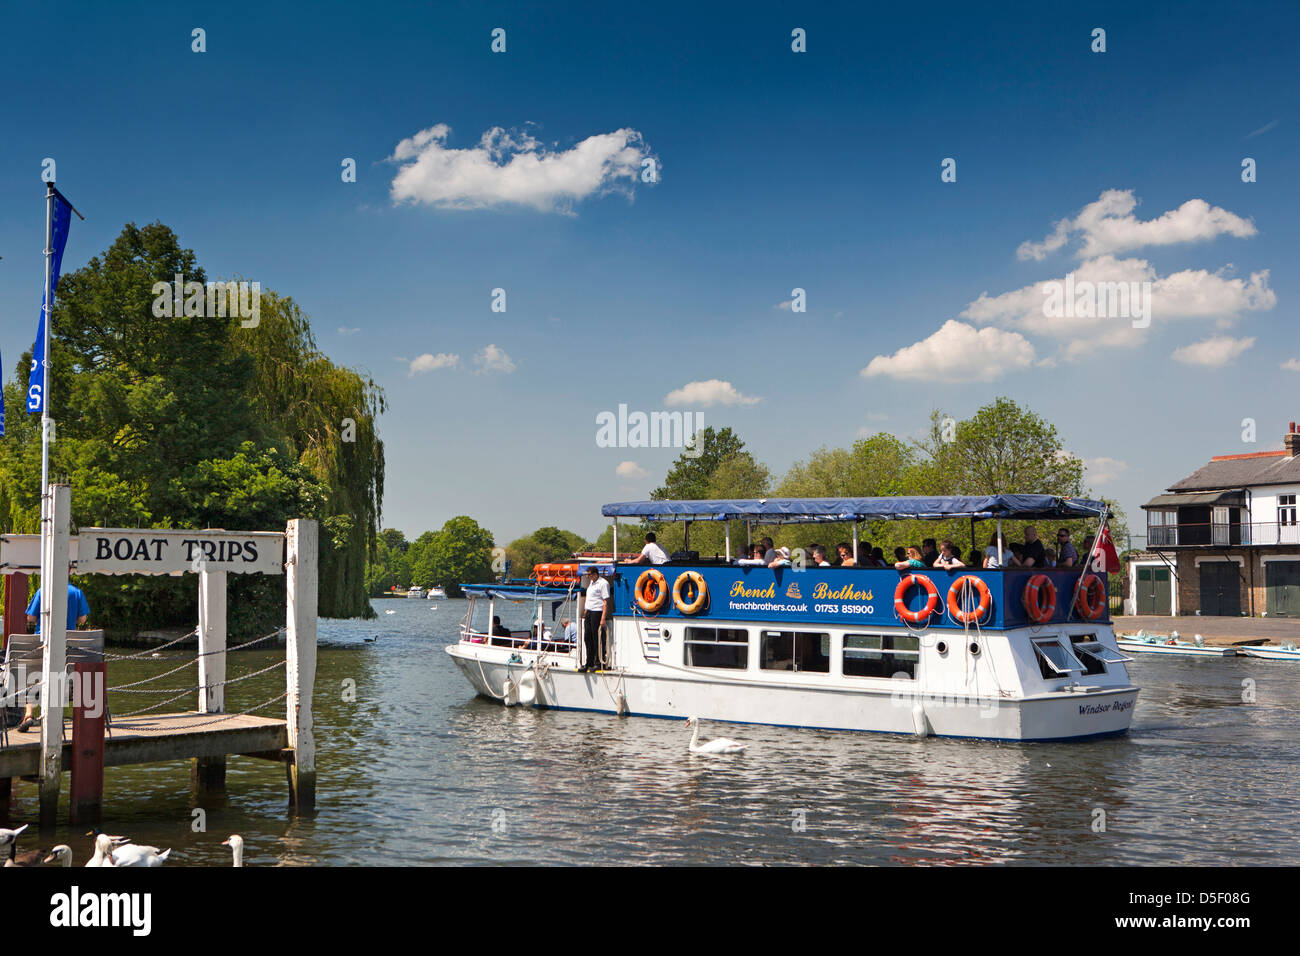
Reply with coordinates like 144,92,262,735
651,427,746,501
0,221,384,637
505,526,589,578
412,517,496,596
365,528,411,595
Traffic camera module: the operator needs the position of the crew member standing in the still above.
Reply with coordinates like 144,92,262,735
581,567,611,673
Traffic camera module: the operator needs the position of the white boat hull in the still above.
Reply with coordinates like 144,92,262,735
1117,640,1236,657
1239,645,1300,661
446,645,1137,742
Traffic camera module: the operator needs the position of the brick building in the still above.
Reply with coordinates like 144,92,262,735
1129,423,1300,617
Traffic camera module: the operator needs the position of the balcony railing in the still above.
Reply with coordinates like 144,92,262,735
1146,520,1300,548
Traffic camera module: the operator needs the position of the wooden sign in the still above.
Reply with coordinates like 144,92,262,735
0,535,80,572
76,529,284,576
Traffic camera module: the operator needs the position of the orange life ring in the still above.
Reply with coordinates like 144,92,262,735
1023,574,1056,624
894,574,940,624
672,571,708,615
635,568,669,614
1075,573,1107,620
947,575,993,624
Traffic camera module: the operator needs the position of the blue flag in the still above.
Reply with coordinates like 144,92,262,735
28,188,75,415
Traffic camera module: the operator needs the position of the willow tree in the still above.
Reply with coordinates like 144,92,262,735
235,292,386,618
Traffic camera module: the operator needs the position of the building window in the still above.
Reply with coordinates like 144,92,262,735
844,633,919,679
684,627,748,669
1148,509,1177,546
1279,495,1297,527
760,631,831,673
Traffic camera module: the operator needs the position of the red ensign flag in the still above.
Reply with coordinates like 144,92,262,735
1091,526,1121,573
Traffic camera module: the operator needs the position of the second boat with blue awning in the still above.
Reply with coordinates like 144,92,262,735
445,495,1139,742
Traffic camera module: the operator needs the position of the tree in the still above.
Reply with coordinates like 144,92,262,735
416,517,496,596
651,427,746,500
505,527,589,577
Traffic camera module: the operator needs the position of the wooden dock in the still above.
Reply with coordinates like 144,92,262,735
0,712,289,778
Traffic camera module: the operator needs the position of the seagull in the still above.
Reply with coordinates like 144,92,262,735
222,834,244,867
685,716,747,754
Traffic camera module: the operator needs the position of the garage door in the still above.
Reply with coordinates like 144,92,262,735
1199,562,1240,616
1266,561,1300,618
1136,566,1171,615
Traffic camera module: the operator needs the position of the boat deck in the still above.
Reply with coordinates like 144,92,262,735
0,712,288,777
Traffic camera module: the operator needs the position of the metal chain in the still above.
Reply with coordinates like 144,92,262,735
103,629,199,660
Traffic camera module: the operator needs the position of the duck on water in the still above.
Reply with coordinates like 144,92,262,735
446,495,1138,743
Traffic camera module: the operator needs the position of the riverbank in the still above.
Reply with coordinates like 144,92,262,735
1113,615,1300,646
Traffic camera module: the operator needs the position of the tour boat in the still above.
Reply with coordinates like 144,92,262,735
445,495,1139,742
429,586,447,599
407,586,426,599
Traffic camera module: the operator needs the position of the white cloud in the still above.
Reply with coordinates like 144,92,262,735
409,352,460,375
1017,190,1257,261
615,461,649,479
388,124,657,213
1246,119,1279,138
474,343,516,373
1283,358,1300,372
664,379,761,407
1171,335,1255,367
1084,456,1128,486
775,299,793,310
338,327,361,335
860,320,1036,383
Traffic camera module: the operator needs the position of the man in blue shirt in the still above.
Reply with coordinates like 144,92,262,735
17,580,90,733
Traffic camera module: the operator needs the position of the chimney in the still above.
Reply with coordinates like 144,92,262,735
1287,421,1300,458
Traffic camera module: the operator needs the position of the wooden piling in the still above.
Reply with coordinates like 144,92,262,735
3,572,28,650
69,661,106,825
193,568,228,794
285,519,317,810
38,484,71,828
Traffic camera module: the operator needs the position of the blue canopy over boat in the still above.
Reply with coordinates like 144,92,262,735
601,495,1108,523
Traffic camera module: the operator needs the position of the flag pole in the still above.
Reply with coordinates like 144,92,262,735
39,182,54,634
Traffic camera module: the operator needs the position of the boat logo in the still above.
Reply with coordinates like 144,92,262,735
785,582,802,599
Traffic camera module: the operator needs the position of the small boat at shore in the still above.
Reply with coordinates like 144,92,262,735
447,494,1138,742
1116,633,1237,657
407,586,426,599
429,586,447,599
1239,643,1300,661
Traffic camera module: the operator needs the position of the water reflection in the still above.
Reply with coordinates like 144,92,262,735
4,598,1295,865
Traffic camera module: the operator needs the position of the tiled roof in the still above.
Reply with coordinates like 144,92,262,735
1168,451,1300,491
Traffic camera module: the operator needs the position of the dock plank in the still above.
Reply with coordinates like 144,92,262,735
0,712,288,777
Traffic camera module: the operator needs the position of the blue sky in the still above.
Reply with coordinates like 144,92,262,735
1,0,1297,545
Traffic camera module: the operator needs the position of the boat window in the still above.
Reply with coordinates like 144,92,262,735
1070,635,1132,668
1032,638,1081,679
684,627,749,670
760,631,831,673
844,633,919,679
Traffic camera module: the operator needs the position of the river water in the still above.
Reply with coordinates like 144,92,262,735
10,598,1297,865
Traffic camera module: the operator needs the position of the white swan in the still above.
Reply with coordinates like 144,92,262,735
0,824,28,848
685,716,746,754
44,845,73,866
86,833,118,867
111,842,171,867
222,834,244,867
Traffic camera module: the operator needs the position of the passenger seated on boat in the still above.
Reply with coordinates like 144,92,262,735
560,618,577,645
871,547,886,567
967,548,985,568
760,537,778,563
1020,526,1047,568
1056,529,1078,567
1043,546,1057,567
933,540,965,569
894,547,927,570
920,538,940,568
1009,543,1026,567
767,546,792,569
836,542,855,567
625,531,670,566
491,616,511,638
811,545,831,567
736,543,766,566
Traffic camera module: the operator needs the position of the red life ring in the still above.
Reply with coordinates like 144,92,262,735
1023,574,1056,624
1075,574,1107,620
947,575,993,624
894,574,940,624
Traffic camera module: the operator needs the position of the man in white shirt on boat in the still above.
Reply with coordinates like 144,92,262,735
581,568,611,672
625,531,669,565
